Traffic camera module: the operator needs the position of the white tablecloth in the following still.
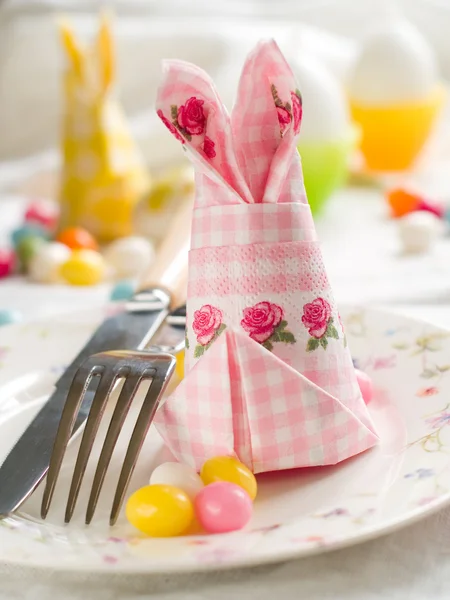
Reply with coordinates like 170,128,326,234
2,187,450,598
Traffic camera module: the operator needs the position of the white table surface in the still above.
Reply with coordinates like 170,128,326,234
2,187,450,599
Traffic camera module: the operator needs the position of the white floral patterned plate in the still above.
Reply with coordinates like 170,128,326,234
1,305,450,574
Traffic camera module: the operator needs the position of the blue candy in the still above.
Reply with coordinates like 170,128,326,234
11,224,49,247
110,280,136,302
0,309,23,327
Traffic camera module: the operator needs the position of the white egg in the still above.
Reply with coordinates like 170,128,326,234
398,211,441,254
149,462,204,501
104,236,155,279
291,54,350,141
349,21,438,105
29,242,71,283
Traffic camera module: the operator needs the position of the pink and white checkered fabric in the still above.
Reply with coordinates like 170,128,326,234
155,329,377,473
191,203,316,249
154,39,378,473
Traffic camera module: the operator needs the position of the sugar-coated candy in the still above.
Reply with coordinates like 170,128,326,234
0,309,23,327
104,236,155,279
57,227,99,251
355,368,373,405
194,482,253,534
387,188,419,218
16,236,46,272
387,188,444,219
398,211,441,254
150,462,204,501
25,199,59,231
0,249,15,278
11,224,49,247
29,242,71,283
60,249,105,286
126,484,194,537
110,280,136,302
201,456,257,500
175,351,185,380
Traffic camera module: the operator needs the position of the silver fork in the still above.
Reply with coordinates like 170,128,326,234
41,313,185,526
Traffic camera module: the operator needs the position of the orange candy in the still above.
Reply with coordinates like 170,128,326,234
57,227,99,251
386,189,420,218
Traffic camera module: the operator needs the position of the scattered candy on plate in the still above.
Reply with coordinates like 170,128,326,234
109,280,136,302
57,227,99,251
29,242,71,283
126,484,194,537
24,199,59,232
60,249,105,286
194,481,253,534
104,236,155,279
0,249,15,278
355,368,373,405
398,211,441,254
0,309,23,327
387,188,444,219
11,224,49,248
201,455,258,500
16,236,46,272
149,462,204,501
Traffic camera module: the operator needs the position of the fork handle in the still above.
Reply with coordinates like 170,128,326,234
137,194,193,307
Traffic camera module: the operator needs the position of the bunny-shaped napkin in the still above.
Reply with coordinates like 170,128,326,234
154,40,378,473
59,15,150,242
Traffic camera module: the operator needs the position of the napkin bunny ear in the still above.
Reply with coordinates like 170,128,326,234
59,19,85,80
156,60,253,206
231,40,306,204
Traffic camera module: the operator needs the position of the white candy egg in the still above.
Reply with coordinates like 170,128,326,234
349,21,438,105
29,242,71,283
398,211,441,254
104,236,155,279
149,462,204,501
291,54,350,141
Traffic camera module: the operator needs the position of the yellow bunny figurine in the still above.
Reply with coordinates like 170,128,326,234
58,15,150,242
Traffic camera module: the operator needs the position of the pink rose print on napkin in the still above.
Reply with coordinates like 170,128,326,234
302,298,339,352
178,97,206,136
291,90,302,134
241,302,296,352
192,305,226,358
203,136,216,159
157,109,185,143
276,106,291,133
272,85,303,137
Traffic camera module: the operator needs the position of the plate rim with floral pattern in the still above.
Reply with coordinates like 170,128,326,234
1,304,450,574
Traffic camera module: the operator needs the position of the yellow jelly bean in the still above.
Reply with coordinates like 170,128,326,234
126,484,194,537
201,456,257,501
60,249,105,286
175,351,185,380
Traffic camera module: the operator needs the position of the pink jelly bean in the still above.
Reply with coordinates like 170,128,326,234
194,481,253,534
0,249,15,278
355,368,373,405
25,200,59,231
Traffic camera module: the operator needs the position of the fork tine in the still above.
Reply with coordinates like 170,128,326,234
85,373,142,524
41,363,99,519
64,368,123,523
110,356,175,525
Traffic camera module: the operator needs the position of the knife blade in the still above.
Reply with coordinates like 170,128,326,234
0,287,173,517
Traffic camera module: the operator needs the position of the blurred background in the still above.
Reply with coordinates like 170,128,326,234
1,0,450,323
1,0,449,174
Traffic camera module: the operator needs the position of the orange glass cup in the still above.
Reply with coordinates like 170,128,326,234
350,86,445,171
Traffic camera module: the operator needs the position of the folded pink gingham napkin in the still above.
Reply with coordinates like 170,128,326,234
154,40,378,473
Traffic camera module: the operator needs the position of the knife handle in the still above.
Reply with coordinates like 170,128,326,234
138,194,193,308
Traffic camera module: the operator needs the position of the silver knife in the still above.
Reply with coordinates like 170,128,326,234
0,287,179,517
